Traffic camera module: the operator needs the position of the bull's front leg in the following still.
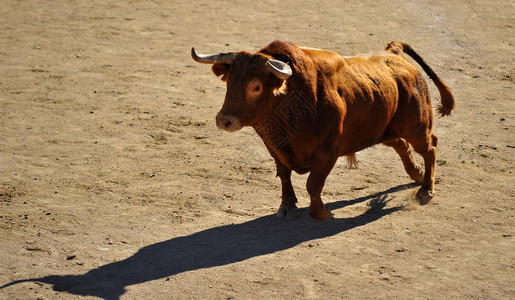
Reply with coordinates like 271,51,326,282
306,151,338,220
275,159,298,220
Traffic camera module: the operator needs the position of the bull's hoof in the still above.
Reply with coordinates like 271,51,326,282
276,205,298,220
416,188,434,205
309,207,333,220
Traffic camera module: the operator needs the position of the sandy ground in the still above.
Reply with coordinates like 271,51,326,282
0,0,514,299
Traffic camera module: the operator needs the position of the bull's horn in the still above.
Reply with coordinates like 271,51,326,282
191,47,235,64
266,59,292,80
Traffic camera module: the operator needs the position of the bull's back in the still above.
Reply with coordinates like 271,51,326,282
334,54,416,153
295,46,422,153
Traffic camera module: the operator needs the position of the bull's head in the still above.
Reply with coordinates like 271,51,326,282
191,47,292,132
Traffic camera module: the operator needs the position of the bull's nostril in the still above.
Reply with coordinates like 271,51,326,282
225,121,232,129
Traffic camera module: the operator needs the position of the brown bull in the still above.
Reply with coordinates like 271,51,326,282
191,40,455,220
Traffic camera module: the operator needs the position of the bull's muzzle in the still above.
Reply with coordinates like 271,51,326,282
216,113,242,132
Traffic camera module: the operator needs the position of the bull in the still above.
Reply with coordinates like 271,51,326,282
191,40,455,220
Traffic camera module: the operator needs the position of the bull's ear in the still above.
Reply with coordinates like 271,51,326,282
212,63,230,82
270,75,288,96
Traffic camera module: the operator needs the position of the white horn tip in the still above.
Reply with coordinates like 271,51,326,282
267,60,292,79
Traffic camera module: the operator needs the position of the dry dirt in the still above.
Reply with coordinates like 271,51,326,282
0,0,514,299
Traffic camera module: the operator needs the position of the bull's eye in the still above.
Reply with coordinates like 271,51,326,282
246,78,263,101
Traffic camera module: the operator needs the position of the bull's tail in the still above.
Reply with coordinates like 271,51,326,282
386,41,455,116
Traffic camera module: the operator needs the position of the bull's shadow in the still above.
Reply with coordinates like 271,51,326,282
0,183,415,300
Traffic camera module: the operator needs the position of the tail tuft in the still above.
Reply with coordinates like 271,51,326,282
346,154,358,169
435,80,455,117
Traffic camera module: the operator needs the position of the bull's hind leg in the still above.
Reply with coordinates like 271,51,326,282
409,133,438,204
384,138,424,183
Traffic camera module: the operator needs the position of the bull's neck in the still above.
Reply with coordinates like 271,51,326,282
253,88,317,152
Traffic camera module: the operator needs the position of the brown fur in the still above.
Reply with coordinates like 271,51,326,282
202,40,455,220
